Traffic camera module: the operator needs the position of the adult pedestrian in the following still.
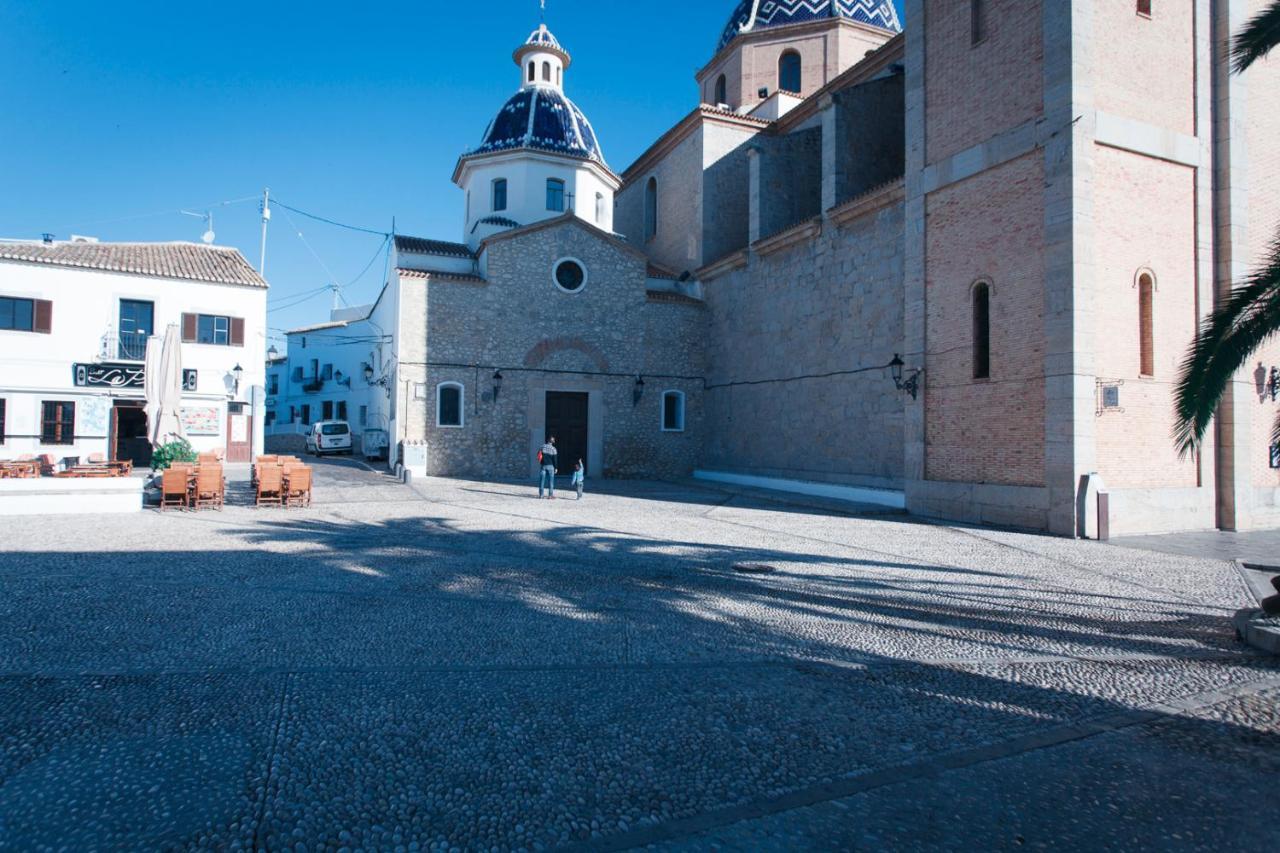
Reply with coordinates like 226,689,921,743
538,436,558,499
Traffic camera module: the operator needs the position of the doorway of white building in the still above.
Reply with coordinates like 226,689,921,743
111,401,151,467
226,403,252,463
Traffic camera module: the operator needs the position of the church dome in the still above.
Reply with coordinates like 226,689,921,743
469,87,606,167
718,0,902,52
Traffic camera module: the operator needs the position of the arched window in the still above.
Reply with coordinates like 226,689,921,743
556,67,562,86
714,74,727,106
1138,272,1155,376
778,51,801,94
546,178,565,212
528,62,536,82
542,61,551,82
595,192,605,224
972,281,991,380
644,177,658,242
662,391,686,432
437,382,464,428
492,178,507,212
971,0,987,44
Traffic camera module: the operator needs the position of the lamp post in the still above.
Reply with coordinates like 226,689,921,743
232,363,244,398
889,354,921,401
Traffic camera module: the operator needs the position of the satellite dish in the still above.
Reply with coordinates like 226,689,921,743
202,229,216,245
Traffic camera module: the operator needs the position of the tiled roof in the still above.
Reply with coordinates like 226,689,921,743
397,268,488,284
0,240,267,288
646,290,705,307
466,87,607,168
719,0,902,52
394,235,474,259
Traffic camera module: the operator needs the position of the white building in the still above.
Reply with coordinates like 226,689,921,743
0,239,268,466
265,305,390,455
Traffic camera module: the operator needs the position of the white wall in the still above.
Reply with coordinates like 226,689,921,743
0,259,267,463
459,153,618,249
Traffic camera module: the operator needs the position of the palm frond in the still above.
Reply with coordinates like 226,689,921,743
1233,1,1280,73
1173,236,1280,457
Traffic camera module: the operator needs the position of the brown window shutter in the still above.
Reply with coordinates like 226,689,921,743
182,313,197,342
33,300,52,334
230,317,245,346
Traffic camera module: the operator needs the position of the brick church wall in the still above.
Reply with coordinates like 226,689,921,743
924,0,1044,165
1094,0,1195,138
924,153,1046,488
701,201,905,489
1092,147,1199,491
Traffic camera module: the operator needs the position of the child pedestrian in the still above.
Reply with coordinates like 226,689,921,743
571,459,585,500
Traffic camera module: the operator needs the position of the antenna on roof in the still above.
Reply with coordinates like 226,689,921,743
540,0,546,22
181,209,216,244
259,188,271,275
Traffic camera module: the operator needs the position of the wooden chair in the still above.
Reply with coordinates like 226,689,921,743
38,455,58,476
256,465,284,507
160,468,190,511
197,452,220,466
284,466,312,508
192,466,224,511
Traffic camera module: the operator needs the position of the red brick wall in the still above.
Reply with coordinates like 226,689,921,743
1092,147,1199,490
924,0,1044,165
1094,0,1195,137
925,153,1046,487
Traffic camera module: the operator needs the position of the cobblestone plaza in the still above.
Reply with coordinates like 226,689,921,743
1,460,1277,850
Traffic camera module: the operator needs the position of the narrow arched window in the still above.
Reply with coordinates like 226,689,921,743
595,192,605,224
971,0,987,44
492,178,507,212
778,51,801,94
644,177,658,242
1139,272,1155,376
714,74,727,106
542,62,551,82
546,178,565,212
662,391,686,432
437,383,464,428
972,281,991,380
556,67,562,86
528,62,535,82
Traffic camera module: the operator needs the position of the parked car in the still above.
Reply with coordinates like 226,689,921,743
306,421,353,456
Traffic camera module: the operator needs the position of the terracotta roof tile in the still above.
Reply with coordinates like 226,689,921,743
0,240,267,287
394,235,474,259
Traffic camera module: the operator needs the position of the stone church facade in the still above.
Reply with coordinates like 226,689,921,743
372,1,1280,538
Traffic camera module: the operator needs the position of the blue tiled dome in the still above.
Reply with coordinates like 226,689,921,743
718,0,902,52
469,87,606,167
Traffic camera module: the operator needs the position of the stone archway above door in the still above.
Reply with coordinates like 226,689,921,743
523,337,611,374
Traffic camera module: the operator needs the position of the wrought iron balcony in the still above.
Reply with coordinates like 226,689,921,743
99,330,149,362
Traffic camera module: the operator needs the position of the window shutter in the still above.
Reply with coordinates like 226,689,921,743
230,317,245,346
33,300,52,334
182,313,198,342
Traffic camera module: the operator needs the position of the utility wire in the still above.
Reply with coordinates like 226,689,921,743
271,200,392,237
63,195,259,231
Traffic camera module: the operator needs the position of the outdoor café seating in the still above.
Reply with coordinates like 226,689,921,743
251,455,313,510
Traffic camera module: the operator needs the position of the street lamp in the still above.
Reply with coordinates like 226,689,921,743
231,363,244,397
889,354,921,401
267,345,279,361
492,370,504,402
363,364,375,384
633,375,646,406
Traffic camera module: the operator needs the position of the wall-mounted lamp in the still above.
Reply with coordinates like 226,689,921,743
633,375,646,406
267,345,279,361
758,87,769,99
363,364,375,384
1269,367,1279,402
889,354,921,401
231,363,244,398
492,370,504,402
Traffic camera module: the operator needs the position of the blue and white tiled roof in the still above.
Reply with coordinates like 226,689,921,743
718,0,902,52
467,87,606,168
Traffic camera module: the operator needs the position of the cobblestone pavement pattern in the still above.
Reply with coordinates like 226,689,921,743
1,458,1277,851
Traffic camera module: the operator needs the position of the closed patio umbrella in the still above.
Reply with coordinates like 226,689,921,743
143,335,161,444
151,324,186,446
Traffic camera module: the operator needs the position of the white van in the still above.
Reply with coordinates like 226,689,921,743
306,420,353,456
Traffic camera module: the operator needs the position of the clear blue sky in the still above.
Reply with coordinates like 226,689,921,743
0,0,905,347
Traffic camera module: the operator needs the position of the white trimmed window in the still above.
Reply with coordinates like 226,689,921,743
661,390,685,432
437,382,464,428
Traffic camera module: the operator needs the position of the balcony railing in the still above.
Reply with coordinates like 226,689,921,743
117,331,148,361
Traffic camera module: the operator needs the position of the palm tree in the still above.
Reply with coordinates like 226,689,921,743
1173,2,1280,457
